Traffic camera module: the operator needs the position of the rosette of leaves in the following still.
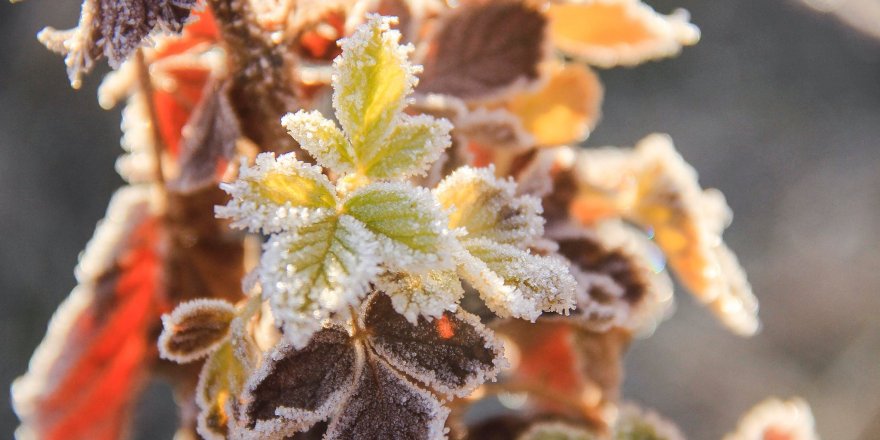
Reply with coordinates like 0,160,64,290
158,15,575,439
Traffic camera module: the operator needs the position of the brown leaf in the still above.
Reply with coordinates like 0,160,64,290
457,108,535,152
38,0,198,87
240,328,361,437
418,1,548,102
324,354,448,440
363,293,504,398
168,81,241,194
159,299,237,363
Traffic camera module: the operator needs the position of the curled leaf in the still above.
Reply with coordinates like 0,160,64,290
723,397,818,440
547,0,700,67
418,1,549,101
159,299,236,363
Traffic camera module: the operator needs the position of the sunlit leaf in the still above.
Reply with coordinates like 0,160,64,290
333,15,417,158
436,166,544,246
343,182,455,271
158,299,236,363
507,64,603,147
217,153,338,234
723,397,818,440
459,238,576,320
547,0,700,67
260,214,380,348
196,325,255,440
282,110,356,175
12,187,160,440
363,293,505,398
359,114,452,180
373,270,464,323
418,1,548,101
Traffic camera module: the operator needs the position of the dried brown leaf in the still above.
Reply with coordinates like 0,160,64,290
159,299,236,363
418,1,548,102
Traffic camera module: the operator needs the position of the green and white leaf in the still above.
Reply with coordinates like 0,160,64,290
282,110,356,175
333,15,419,168
458,238,576,320
360,114,452,179
436,166,544,246
260,214,380,348
217,153,338,233
343,182,456,272
374,270,464,323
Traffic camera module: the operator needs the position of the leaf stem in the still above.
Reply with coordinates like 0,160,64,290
134,49,167,186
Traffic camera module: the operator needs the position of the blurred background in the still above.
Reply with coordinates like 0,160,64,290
1,0,878,438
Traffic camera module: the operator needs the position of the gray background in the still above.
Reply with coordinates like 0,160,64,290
1,0,878,438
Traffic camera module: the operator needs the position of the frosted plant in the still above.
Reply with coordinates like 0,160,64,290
10,0,822,439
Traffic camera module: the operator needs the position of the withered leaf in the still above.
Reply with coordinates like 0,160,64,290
241,328,361,437
159,298,236,363
168,81,241,194
418,1,548,101
363,293,504,398
39,0,198,87
324,355,448,440
457,108,535,152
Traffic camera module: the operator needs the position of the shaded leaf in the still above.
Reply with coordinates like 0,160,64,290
457,108,535,152
363,293,504,398
39,0,198,87
418,1,548,101
159,299,236,363
168,81,241,193
196,325,255,440
614,403,684,440
343,182,455,271
324,354,448,440
239,328,361,438
260,214,379,348
436,166,544,246
547,0,699,67
12,187,161,440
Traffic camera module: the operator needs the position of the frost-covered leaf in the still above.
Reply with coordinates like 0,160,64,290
571,134,759,336
333,15,417,159
614,403,685,440
282,110,356,175
418,1,548,101
359,114,452,179
343,182,454,271
158,299,236,363
547,0,700,68
260,215,379,348
11,186,160,440
363,293,505,398
38,0,198,88
550,222,674,333
518,421,598,440
216,153,338,234
324,355,448,440
239,328,361,438
723,397,818,440
507,64,603,147
196,327,255,440
459,238,576,320
436,166,544,246
374,270,463,323
168,81,240,193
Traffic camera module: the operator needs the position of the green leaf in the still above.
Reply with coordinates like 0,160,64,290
217,153,338,233
459,238,576,320
436,166,544,245
282,110,356,175
333,15,417,168
373,270,464,323
343,182,454,271
260,214,380,348
361,114,452,180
